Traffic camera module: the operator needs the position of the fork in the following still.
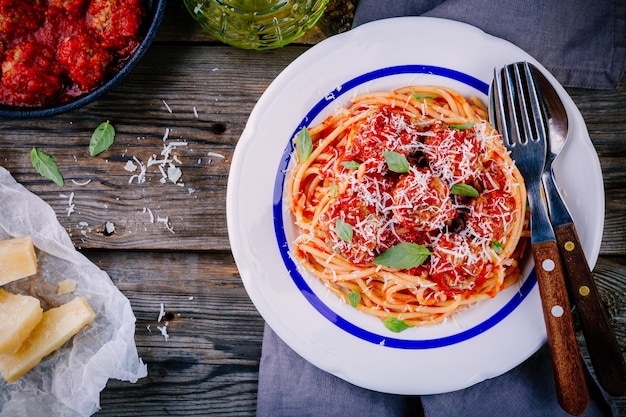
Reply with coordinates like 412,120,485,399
491,62,590,416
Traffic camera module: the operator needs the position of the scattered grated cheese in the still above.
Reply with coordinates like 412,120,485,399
142,207,155,223
157,216,175,234
60,192,76,217
104,221,115,235
167,165,182,184
157,322,169,341
157,302,165,322
71,179,92,186
128,156,147,184
124,160,138,172
207,151,225,159
162,99,172,113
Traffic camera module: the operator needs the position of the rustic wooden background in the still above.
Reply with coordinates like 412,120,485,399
0,0,623,415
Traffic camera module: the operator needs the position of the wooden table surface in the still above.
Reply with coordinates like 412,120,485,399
1,1,624,415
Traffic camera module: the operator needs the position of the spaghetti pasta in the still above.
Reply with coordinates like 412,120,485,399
285,86,528,329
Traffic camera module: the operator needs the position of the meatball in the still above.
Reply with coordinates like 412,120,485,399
345,106,423,174
58,34,113,91
429,233,488,295
465,189,517,242
391,168,456,232
0,0,46,41
87,0,145,53
2,42,63,107
423,123,484,184
49,0,87,16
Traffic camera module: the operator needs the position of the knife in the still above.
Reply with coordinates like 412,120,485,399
534,65,626,397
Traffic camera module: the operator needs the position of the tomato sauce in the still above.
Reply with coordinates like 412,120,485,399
0,0,145,108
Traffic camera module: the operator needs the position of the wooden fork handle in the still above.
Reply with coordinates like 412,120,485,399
555,223,626,396
532,241,590,416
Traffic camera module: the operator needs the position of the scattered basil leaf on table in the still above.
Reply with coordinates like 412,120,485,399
383,150,410,173
450,183,479,198
89,120,115,156
383,317,412,333
30,147,64,186
348,290,361,308
295,127,312,162
335,219,353,242
373,242,430,270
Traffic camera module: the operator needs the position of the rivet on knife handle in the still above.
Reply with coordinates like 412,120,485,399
554,223,626,396
532,241,590,416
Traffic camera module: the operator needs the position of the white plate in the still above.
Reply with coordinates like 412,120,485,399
226,17,604,395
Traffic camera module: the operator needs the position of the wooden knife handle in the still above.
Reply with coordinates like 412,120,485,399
555,223,626,396
532,241,590,416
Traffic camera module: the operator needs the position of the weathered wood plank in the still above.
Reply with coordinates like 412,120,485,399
84,249,263,416
0,45,304,250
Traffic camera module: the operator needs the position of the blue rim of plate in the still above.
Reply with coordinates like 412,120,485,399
272,64,537,349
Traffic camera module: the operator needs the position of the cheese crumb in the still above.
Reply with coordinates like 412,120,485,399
124,160,137,172
104,221,115,235
157,303,165,322
57,279,77,295
162,99,172,113
156,322,169,341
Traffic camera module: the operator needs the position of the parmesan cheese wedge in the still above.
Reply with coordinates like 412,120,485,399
0,289,43,354
0,297,95,383
0,236,38,285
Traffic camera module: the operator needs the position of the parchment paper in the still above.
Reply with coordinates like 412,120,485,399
0,167,148,416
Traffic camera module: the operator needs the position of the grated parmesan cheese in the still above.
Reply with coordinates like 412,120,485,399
157,303,165,322
156,322,169,341
162,99,172,113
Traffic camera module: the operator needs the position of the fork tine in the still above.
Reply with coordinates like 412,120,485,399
491,68,508,144
509,62,548,146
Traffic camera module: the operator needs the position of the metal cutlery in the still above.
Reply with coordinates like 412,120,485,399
532,65,626,397
490,61,590,416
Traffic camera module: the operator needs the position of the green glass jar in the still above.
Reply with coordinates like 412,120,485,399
184,0,329,50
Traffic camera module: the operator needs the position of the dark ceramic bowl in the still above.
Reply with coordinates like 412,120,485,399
0,0,167,119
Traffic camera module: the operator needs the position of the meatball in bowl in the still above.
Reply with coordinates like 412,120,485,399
0,0,166,118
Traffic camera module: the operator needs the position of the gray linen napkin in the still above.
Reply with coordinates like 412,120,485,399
257,1,623,416
257,325,616,417
352,0,625,90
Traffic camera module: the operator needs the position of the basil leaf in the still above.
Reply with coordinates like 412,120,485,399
335,219,353,242
413,93,436,100
450,183,479,198
89,120,116,156
342,161,360,170
492,241,503,254
450,123,475,130
373,242,430,269
30,147,64,186
383,317,412,333
330,184,338,197
295,127,312,162
383,150,410,173
348,290,361,308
